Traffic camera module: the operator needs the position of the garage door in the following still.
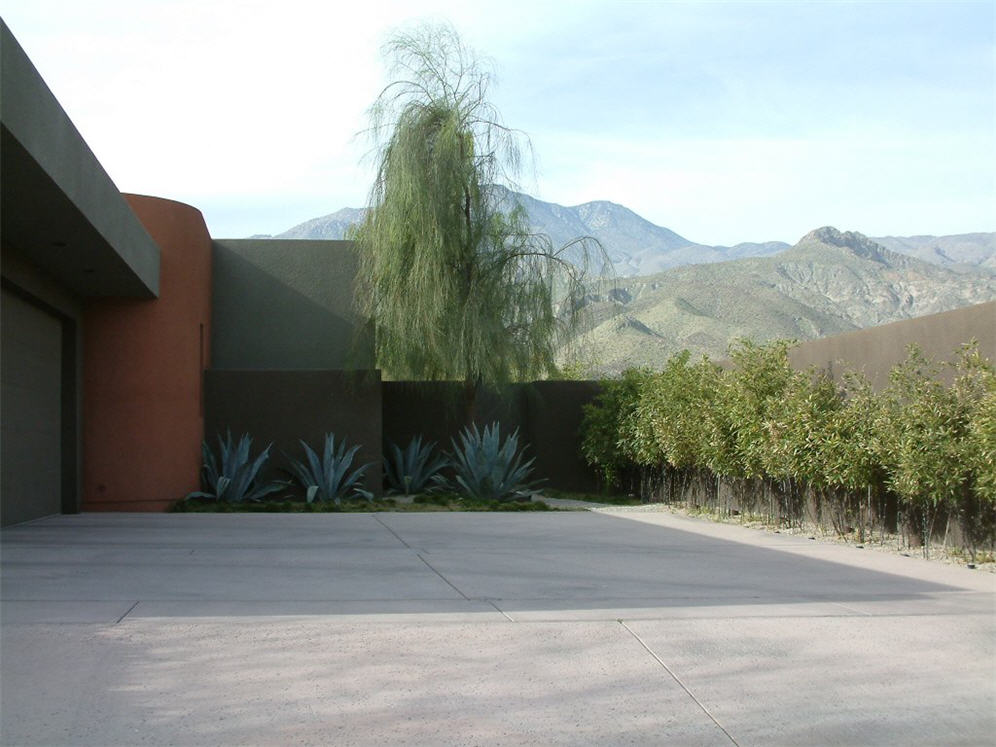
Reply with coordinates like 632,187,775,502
1,288,63,526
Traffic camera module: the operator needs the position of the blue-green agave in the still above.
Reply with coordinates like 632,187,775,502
286,433,373,504
446,422,543,501
383,436,448,495
187,431,283,503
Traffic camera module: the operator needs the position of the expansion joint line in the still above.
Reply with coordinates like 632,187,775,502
618,620,739,746
417,553,470,600
488,601,515,622
115,601,140,624
372,514,412,548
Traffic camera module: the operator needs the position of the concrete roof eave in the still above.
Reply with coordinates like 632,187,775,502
0,19,159,299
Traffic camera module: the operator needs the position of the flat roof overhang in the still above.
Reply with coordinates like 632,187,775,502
1,20,159,298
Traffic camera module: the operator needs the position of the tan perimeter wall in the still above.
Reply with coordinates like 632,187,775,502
788,301,995,388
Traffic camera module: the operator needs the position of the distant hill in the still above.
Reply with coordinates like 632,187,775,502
259,189,994,277
259,189,797,275
571,227,996,376
871,233,996,273
255,197,994,376
267,207,367,241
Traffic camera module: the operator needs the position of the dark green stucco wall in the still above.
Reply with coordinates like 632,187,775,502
204,370,383,496
210,239,373,370
382,381,603,494
1,21,160,299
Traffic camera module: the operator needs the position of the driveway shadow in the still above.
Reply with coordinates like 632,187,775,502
2,512,985,622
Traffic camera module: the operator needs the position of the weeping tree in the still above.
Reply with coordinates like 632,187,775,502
351,24,604,417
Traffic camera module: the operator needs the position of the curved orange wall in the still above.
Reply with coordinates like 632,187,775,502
83,195,211,511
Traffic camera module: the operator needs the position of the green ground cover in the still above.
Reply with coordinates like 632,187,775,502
540,489,644,506
173,493,556,513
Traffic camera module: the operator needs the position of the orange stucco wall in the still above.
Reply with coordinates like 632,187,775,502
82,195,211,511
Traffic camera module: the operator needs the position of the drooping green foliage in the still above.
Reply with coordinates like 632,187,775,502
762,367,843,485
952,343,996,506
627,351,721,471
579,339,996,556
876,343,996,554
188,431,283,503
878,348,965,512
724,339,796,480
444,421,542,501
286,433,373,505
580,368,651,487
352,24,602,387
968,386,996,502
818,371,884,494
383,435,448,495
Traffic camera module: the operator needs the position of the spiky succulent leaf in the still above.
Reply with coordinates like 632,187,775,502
383,436,448,494
286,433,373,505
446,422,542,501
186,430,280,503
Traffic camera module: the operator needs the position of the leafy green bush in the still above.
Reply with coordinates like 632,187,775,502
816,371,884,495
286,433,373,505
951,344,996,558
383,436,448,495
724,338,796,480
445,422,542,501
877,346,972,554
187,431,282,503
952,343,996,503
580,368,649,488
630,351,718,472
577,339,996,555
968,386,996,502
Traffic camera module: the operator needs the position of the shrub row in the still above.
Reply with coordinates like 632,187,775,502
581,340,995,558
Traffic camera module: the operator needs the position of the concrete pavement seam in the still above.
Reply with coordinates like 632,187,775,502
114,601,139,624
417,553,471,600
372,515,412,548
618,619,739,746
487,601,516,622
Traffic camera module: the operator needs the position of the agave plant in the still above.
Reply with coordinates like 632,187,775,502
286,433,373,504
445,422,543,501
383,436,449,495
187,431,283,503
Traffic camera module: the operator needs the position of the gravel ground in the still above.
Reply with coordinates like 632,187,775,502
536,494,996,573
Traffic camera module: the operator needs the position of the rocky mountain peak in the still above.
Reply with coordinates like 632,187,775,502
801,226,895,264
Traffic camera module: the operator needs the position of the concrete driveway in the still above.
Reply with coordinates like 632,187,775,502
1,510,993,746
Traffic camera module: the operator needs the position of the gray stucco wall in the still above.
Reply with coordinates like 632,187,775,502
789,301,995,388
210,239,373,370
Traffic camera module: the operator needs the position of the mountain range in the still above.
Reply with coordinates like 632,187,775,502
255,192,994,375
257,188,996,276
573,226,995,375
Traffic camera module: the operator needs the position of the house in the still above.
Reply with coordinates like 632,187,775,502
1,20,374,525
3,19,991,526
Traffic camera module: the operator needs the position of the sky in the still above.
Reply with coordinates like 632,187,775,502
2,0,993,245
